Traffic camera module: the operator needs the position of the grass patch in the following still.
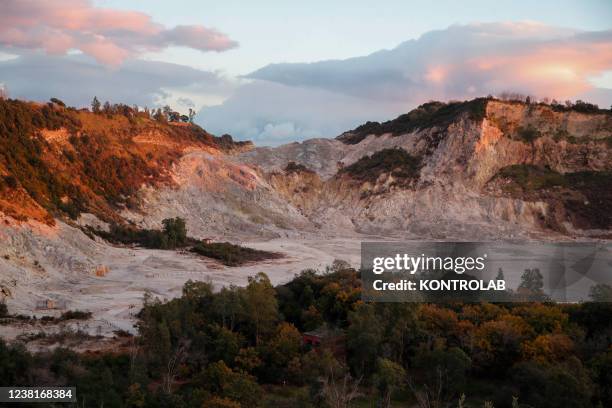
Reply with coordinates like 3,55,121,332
191,241,282,266
340,148,422,184
496,164,566,192
338,98,489,144
284,161,314,174
514,125,541,143
492,165,612,229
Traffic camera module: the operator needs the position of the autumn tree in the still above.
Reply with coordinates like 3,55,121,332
245,273,278,345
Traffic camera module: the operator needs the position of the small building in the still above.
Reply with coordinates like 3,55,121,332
303,325,346,358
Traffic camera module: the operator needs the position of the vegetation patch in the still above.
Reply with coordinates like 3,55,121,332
2,262,611,408
338,98,489,144
494,164,566,192
491,165,612,229
513,125,542,143
92,217,190,250
90,217,281,266
284,161,314,174
340,148,422,185
548,99,609,114
58,310,92,321
191,241,282,266
0,98,252,223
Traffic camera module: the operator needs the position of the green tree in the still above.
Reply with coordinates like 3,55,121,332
589,283,612,302
91,96,101,113
414,347,472,398
510,357,592,408
519,268,544,292
245,273,278,345
162,217,187,248
374,358,405,408
347,304,383,377
202,361,262,407
234,347,262,374
126,383,146,407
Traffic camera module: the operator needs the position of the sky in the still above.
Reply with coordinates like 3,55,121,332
1,0,611,145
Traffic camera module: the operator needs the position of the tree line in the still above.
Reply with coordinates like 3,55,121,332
90,96,196,123
1,260,611,407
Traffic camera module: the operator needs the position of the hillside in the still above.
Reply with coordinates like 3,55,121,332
0,99,251,225
0,96,611,338
3,97,607,237
240,98,612,238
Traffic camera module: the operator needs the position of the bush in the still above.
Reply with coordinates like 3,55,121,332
49,98,66,107
3,175,17,189
284,161,314,174
341,148,422,184
93,217,190,250
191,241,282,266
59,310,92,321
495,164,566,192
162,217,187,248
515,126,541,143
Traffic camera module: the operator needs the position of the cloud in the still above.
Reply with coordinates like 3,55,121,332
198,80,401,146
177,97,196,108
199,22,612,146
248,22,612,103
0,54,236,109
0,0,237,66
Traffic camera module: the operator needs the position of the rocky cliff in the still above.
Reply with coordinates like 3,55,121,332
235,99,612,239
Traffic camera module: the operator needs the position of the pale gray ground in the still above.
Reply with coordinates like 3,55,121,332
0,216,367,341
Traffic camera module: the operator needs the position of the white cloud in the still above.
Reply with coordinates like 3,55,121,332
0,53,236,110
199,22,612,146
198,80,401,146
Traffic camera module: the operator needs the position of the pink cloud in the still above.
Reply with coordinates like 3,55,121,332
249,23,612,105
0,0,237,66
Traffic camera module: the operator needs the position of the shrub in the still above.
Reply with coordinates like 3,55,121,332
3,175,18,189
92,219,187,250
495,165,566,192
59,310,92,321
341,148,422,184
284,161,314,174
49,98,66,107
515,126,541,143
191,241,282,266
